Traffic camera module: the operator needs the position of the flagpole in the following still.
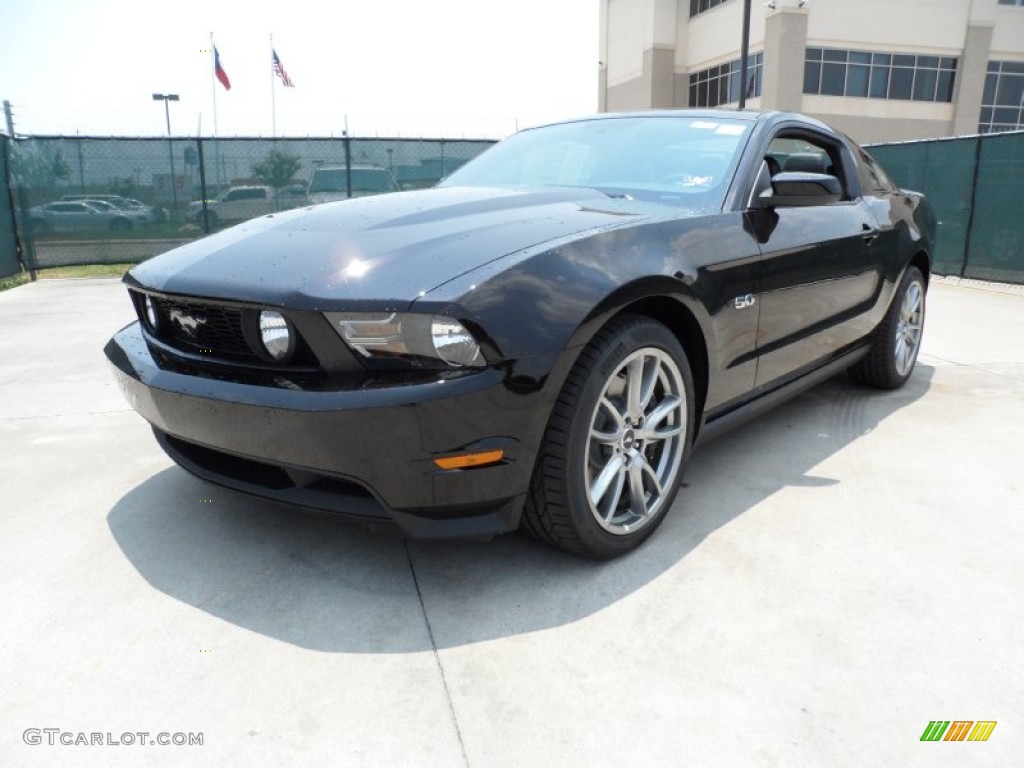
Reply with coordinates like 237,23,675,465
210,32,222,190
270,34,277,137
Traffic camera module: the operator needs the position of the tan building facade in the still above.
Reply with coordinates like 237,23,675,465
599,0,1024,142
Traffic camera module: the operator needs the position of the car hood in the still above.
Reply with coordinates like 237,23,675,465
128,186,654,309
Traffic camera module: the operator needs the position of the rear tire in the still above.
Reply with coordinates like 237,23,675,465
522,315,695,559
849,266,926,389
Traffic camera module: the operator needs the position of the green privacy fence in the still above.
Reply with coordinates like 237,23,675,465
868,130,1024,284
0,137,22,279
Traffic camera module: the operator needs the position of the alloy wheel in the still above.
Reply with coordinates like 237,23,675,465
585,348,687,535
894,279,924,376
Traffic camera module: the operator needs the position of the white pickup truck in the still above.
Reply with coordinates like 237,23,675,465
189,185,307,228
306,166,399,204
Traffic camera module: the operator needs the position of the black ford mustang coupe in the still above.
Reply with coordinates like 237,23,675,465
106,110,934,558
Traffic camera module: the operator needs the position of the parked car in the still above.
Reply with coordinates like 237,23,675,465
30,200,135,233
188,185,307,228
61,194,165,224
106,110,934,558
62,194,130,206
307,165,399,204
81,199,153,226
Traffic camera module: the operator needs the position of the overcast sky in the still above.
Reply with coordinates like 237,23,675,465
0,0,599,139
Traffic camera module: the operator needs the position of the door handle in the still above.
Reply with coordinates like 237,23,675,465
861,224,879,245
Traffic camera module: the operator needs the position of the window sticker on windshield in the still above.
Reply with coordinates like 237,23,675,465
689,121,718,130
715,124,745,135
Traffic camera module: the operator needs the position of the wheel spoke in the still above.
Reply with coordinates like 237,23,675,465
638,357,659,411
590,426,619,444
599,467,627,522
627,463,647,517
626,357,645,418
590,454,626,507
904,284,922,317
590,397,624,444
643,395,682,440
625,455,665,518
638,455,665,497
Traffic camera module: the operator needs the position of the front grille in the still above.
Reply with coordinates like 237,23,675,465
155,296,253,360
132,290,318,368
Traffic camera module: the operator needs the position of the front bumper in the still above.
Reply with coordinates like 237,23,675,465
105,322,568,539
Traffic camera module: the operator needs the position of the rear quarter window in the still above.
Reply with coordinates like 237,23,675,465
856,148,896,194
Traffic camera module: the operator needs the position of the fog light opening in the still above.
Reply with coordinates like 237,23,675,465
259,310,293,362
143,295,159,331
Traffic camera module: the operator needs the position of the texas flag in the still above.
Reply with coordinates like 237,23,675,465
214,45,231,90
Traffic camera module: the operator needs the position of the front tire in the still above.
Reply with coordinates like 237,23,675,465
523,315,695,559
849,265,926,389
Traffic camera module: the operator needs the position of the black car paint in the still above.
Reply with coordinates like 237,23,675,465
127,186,649,312
106,110,934,538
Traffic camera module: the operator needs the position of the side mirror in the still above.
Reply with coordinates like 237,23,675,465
758,172,842,207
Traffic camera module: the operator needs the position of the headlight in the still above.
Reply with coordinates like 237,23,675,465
326,312,483,368
431,317,482,367
259,310,293,361
143,295,159,331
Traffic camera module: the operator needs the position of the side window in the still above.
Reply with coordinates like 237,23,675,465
767,137,835,176
754,133,851,203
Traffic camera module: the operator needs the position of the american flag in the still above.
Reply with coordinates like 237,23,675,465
272,49,294,88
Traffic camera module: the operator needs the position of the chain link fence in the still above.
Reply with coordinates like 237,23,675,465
3,130,1024,284
0,135,495,274
867,130,1024,284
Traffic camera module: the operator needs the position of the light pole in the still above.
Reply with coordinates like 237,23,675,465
152,93,179,218
739,0,752,109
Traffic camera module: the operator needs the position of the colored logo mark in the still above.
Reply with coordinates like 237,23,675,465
920,720,997,742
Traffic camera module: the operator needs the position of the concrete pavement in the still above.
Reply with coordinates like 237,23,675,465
1,276,1021,767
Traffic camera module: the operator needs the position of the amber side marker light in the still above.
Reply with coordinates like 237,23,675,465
433,450,505,470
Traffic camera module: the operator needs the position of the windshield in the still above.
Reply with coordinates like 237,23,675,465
309,169,396,194
440,116,752,208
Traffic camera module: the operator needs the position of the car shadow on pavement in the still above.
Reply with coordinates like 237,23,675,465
107,366,933,653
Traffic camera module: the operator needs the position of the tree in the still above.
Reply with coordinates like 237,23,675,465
11,144,71,189
252,150,302,189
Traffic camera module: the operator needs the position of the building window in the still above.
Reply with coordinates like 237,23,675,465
979,61,1024,133
997,0,1024,7
690,0,731,18
804,48,957,102
689,53,763,108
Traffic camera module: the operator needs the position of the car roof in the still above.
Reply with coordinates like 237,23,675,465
524,108,837,136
